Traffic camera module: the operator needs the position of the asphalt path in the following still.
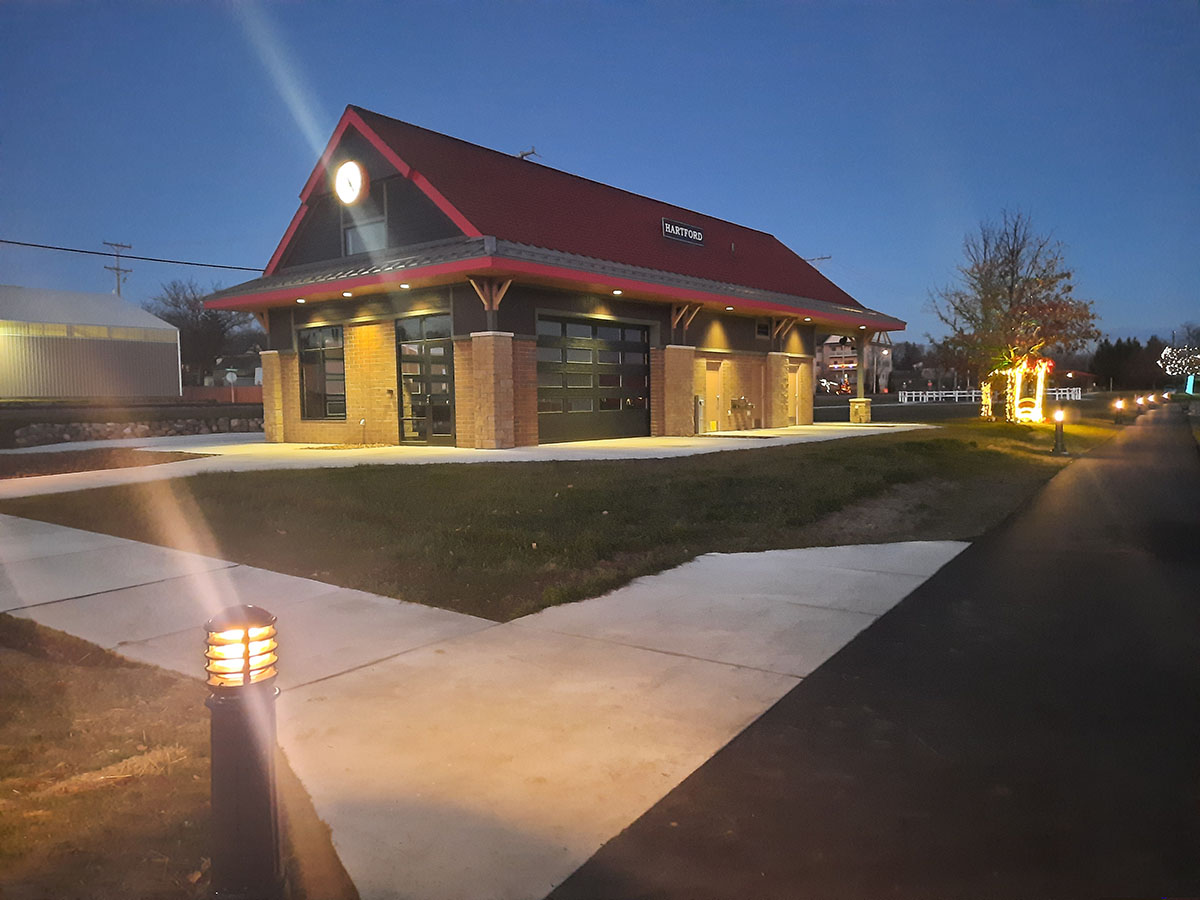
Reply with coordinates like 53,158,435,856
548,405,1200,899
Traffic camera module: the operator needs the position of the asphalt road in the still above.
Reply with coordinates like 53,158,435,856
548,406,1200,899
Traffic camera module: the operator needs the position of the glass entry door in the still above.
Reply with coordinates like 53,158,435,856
396,314,454,445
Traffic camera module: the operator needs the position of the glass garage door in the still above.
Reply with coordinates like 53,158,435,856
536,316,650,443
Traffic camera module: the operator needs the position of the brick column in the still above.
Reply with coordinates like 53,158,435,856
797,357,815,425
765,352,789,427
471,331,515,449
260,350,285,442
512,338,538,446
850,398,873,424
650,349,666,436
662,345,697,435
453,338,475,448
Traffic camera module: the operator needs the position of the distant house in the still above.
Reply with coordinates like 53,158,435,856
0,284,180,400
816,332,893,393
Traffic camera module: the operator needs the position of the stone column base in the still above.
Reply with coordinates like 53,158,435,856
849,398,872,424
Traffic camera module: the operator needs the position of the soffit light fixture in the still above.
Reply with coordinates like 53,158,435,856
295,298,306,304
803,316,812,322
399,283,410,290
612,289,623,296
342,291,353,298
725,305,734,311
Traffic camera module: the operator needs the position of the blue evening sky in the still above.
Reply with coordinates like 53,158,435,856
2,1,1196,345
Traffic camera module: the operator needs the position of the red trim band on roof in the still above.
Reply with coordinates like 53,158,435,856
209,255,904,331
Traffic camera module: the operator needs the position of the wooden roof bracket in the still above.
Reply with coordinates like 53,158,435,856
771,316,798,350
670,303,702,342
468,276,512,330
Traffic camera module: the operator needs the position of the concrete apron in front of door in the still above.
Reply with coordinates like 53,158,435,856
0,513,965,900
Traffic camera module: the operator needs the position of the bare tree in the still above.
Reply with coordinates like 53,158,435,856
928,211,1099,380
143,279,259,384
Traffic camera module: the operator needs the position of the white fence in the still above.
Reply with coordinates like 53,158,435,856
898,388,1082,403
898,390,981,403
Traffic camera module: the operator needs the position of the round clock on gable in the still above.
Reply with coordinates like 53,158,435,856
334,160,367,205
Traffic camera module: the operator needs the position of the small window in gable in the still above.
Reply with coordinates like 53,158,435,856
342,188,387,256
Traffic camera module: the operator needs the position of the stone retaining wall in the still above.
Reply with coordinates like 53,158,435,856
15,417,265,448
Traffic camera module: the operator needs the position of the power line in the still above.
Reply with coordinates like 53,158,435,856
1,238,262,272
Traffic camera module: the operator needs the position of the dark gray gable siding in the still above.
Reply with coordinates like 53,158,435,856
276,128,464,272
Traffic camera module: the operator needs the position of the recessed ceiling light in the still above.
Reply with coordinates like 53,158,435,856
858,324,867,330
725,305,734,311
612,289,623,296
803,316,812,322
399,283,411,289
296,298,306,304
342,291,352,298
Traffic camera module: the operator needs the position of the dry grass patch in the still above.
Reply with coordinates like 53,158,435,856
0,615,356,900
0,448,206,480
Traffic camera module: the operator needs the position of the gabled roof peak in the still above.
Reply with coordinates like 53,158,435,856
347,104,782,244
265,103,869,312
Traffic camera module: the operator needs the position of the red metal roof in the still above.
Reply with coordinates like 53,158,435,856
334,106,865,310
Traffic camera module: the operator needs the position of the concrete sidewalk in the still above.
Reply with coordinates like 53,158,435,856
549,405,1200,899
0,512,963,900
0,423,932,499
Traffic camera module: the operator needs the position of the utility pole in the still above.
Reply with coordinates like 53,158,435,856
103,241,132,296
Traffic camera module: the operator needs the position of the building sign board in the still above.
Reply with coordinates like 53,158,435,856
662,218,704,246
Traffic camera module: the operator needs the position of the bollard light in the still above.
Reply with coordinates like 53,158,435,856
205,605,282,900
1052,408,1067,455
206,611,278,688
1114,398,1125,424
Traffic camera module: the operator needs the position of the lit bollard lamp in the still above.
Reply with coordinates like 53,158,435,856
1114,398,1125,424
204,606,283,900
1052,408,1068,455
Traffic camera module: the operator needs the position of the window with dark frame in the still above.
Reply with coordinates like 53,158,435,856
342,187,387,256
299,325,346,419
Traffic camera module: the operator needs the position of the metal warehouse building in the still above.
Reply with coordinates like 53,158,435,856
0,284,180,400
206,105,903,448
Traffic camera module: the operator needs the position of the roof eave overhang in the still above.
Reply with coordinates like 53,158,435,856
207,239,905,333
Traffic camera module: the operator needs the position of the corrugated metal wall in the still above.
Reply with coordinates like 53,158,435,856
0,335,181,398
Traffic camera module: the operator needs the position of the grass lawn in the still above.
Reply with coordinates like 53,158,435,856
0,615,356,900
0,417,1120,622
0,413,1121,897
0,448,207,480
